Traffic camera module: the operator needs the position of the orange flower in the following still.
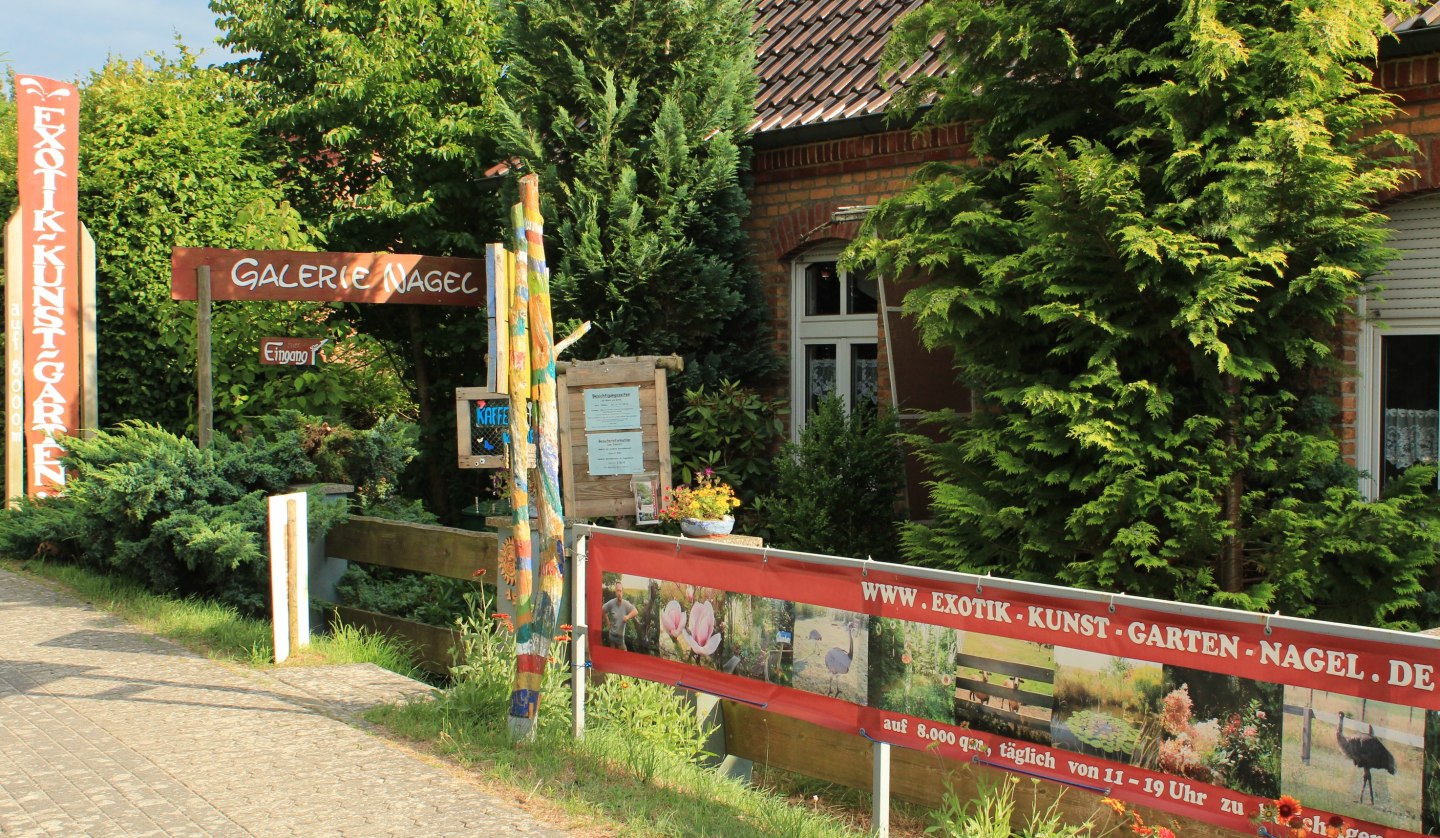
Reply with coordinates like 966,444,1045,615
1101,797,1128,815
1274,795,1303,822
559,623,574,631
1325,815,1348,837
472,567,487,577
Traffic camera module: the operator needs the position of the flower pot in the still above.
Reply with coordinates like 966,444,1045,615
680,516,734,538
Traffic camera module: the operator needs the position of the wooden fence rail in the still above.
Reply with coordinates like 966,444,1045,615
324,515,498,675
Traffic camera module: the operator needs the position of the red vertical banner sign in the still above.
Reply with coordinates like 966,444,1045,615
14,76,81,497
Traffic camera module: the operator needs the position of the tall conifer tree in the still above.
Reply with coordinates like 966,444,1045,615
851,0,1440,626
496,0,777,388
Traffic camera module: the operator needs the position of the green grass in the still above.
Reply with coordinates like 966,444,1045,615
1,557,421,677
369,689,873,838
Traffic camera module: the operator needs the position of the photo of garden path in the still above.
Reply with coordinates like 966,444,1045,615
791,605,868,704
720,594,794,685
1156,666,1282,798
867,618,958,724
1281,688,1426,832
952,634,1055,746
652,580,729,671
1051,649,1164,765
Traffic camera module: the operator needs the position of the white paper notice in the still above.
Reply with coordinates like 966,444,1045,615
587,431,644,475
583,387,642,431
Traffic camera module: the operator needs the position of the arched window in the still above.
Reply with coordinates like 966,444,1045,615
790,245,879,436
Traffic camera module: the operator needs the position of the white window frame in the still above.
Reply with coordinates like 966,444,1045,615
1355,304,1440,500
789,245,878,440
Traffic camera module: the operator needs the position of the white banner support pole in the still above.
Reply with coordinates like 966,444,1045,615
872,740,890,838
572,531,588,741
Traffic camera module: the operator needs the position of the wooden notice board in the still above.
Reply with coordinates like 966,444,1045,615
557,356,678,519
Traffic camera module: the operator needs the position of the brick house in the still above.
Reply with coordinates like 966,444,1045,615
746,0,971,514
746,0,1440,508
1353,7,1440,498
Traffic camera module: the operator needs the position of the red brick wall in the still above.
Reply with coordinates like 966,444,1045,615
745,124,973,416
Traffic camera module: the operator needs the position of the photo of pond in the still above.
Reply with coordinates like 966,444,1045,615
1051,647,1163,764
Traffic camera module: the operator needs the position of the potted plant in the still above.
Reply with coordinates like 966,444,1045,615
660,469,741,537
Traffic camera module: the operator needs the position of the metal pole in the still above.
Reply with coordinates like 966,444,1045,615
196,266,213,448
872,740,890,838
572,533,587,741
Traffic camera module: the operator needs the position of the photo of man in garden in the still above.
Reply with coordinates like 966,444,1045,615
603,579,639,650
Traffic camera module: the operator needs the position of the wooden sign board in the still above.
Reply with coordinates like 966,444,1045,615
455,388,535,469
171,247,487,306
259,337,328,366
557,356,677,519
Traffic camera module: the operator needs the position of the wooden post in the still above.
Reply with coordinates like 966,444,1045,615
80,225,98,438
287,497,301,653
196,265,213,448
269,492,309,662
4,213,23,503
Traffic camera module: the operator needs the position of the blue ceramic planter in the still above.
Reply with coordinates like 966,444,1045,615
680,516,734,538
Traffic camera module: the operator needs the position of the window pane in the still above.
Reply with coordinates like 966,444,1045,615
848,267,879,315
1381,334,1440,490
806,344,837,415
806,262,841,316
852,343,878,411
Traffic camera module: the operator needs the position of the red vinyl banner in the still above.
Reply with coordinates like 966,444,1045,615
15,75,81,497
587,529,1440,838
171,247,486,306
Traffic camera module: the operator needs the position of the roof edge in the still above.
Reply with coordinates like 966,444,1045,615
750,110,919,149
1380,26,1440,59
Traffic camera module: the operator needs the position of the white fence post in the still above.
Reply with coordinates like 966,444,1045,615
269,492,309,662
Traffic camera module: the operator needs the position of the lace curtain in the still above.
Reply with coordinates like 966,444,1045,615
1384,408,1440,470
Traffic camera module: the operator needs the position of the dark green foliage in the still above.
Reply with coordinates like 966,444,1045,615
669,380,787,506
850,0,1440,626
497,0,778,391
762,398,905,561
260,410,426,517
333,564,475,626
70,53,391,432
0,423,344,614
213,0,506,516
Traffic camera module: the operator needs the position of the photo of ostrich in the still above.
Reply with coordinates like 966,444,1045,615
867,618,959,725
718,595,794,685
1280,688,1424,832
791,604,868,704
1050,648,1163,763
650,580,729,671
952,634,1055,746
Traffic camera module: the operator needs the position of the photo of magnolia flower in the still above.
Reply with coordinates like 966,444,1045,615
685,600,722,655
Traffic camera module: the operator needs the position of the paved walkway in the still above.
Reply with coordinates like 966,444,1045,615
0,568,571,837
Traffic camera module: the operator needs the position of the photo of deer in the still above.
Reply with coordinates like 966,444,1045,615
1281,688,1424,833
952,634,1055,747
